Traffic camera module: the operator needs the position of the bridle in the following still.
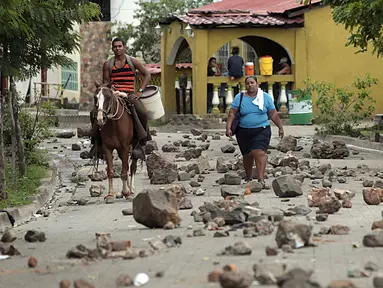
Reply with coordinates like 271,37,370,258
96,87,125,126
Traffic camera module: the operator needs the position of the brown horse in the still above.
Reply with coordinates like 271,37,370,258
94,83,137,204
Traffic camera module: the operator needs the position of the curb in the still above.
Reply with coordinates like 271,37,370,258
0,164,58,232
315,134,383,152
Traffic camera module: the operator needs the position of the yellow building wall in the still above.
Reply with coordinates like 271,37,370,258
304,6,383,113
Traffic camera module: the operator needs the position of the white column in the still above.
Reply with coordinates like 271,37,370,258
225,84,233,113
279,82,288,113
212,84,220,114
268,82,274,101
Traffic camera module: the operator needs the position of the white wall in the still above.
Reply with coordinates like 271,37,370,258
15,24,81,105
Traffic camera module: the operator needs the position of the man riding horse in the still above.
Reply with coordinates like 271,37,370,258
89,37,152,159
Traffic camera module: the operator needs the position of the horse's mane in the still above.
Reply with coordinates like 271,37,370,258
97,85,125,118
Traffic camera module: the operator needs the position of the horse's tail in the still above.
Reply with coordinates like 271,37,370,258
129,145,145,177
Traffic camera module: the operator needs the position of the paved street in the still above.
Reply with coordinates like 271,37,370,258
1,125,383,288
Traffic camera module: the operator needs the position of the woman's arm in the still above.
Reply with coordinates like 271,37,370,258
268,109,284,138
226,107,238,136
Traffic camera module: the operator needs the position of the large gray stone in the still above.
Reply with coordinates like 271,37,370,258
276,135,297,153
133,189,181,228
150,168,177,184
275,220,313,249
272,175,303,198
146,151,177,179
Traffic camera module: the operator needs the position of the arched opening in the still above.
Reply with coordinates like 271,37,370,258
240,36,293,74
166,36,193,114
166,37,192,65
208,36,293,112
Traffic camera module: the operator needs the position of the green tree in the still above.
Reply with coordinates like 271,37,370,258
301,0,383,57
0,0,101,199
113,0,213,63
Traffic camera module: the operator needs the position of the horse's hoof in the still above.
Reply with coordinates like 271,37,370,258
122,192,133,199
104,194,115,204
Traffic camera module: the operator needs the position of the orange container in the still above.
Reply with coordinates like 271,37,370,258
245,62,254,76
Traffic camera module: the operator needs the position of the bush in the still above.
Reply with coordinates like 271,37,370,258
3,100,56,165
298,74,377,136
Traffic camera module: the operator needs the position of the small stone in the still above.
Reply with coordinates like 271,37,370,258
219,271,253,288
363,179,375,187
275,220,313,249
318,196,342,214
364,261,379,271
179,197,193,210
342,199,352,208
373,276,383,288
334,189,356,200
363,230,383,247
219,241,252,256
327,280,357,288
77,199,87,206
194,188,205,196
163,221,175,230
1,229,17,243
189,180,201,187
72,143,81,151
338,177,347,183
89,184,105,197
24,230,46,242
27,256,38,268
330,225,350,235
74,279,96,288
322,179,333,188
163,235,181,248
121,208,133,216
116,274,133,287
193,228,205,237
316,214,328,222
281,244,293,253
287,205,312,216
265,246,278,256
214,231,229,237
208,270,222,282
372,220,383,230
59,280,71,288
221,145,236,153
363,188,383,205
347,268,371,278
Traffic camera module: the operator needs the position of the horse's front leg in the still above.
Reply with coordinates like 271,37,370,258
103,148,115,204
118,147,132,199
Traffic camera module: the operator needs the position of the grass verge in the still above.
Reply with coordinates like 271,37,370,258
0,163,49,209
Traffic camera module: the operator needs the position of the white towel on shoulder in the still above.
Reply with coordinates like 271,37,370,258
252,88,264,111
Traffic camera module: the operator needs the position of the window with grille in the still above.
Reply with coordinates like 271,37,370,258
217,42,230,74
61,63,78,91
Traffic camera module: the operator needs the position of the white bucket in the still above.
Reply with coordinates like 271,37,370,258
140,85,165,120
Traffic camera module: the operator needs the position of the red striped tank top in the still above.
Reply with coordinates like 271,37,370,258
110,60,135,93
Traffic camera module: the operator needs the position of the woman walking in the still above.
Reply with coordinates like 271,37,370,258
226,76,284,188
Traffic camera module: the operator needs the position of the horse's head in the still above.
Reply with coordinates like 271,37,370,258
94,83,115,127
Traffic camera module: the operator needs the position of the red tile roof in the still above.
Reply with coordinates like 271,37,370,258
159,0,320,27
180,14,303,26
190,0,321,15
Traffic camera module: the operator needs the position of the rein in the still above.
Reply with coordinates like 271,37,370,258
98,87,126,125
